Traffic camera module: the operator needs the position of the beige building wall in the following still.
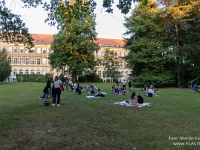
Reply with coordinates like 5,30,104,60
0,34,131,81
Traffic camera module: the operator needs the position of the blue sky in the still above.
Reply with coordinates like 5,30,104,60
6,0,133,39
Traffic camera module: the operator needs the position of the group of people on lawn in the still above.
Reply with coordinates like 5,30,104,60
40,75,159,107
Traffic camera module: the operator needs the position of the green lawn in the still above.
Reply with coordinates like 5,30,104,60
0,82,200,150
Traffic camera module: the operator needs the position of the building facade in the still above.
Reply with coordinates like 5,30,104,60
0,34,131,81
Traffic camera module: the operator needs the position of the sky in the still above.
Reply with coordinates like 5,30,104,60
6,0,133,39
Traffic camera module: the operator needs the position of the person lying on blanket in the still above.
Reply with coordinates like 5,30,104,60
95,89,105,97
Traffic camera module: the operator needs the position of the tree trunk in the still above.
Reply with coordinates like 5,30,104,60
175,22,180,87
72,72,77,82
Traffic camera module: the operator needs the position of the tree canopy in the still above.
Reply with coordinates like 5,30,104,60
124,0,200,87
0,49,11,82
49,0,99,81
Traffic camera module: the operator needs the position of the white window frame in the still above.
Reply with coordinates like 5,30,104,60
19,70,23,74
25,70,29,74
19,58,23,64
14,58,17,64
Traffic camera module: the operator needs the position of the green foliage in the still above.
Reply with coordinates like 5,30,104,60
78,72,103,82
49,0,99,82
133,73,175,87
16,74,45,82
0,49,11,82
101,48,121,80
124,1,167,75
0,0,34,48
59,74,65,82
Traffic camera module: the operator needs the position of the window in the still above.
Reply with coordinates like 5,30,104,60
43,48,46,53
37,70,40,74
20,47,23,53
31,48,35,53
19,70,23,74
8,46,12,52
125,52,128,56
13,70,17,76
125,71,128,77
37,59,40,65
19,58,23,64
1,46,6,50
37,48,41,53
98,71,101,76
42,58,46,64
8,57,11,63
121,62,124,67
31,70,34,74
31,58,35,64
121,71,124,76
25,70,29,74
25,48,29,53
120,52,124,56
25,58,29,64
105,44,110,47
98,52,101,57
14,47,18,52
14,58,17,64
101,52,104,56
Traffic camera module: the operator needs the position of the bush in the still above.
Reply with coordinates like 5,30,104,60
79,73,103,82
16,74,45,82
133,73,175,87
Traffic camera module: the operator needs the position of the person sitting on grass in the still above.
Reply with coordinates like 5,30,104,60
115,87,120,95
112,85,115,91
192,84,200,93
137,93,144,104
126,92,138,107
145,87,159,97
90,87,95,94
95,89,105,97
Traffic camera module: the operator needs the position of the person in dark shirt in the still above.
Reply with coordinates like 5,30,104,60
137,93,144,104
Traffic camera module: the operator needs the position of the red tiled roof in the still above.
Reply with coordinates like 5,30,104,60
96,38,125,47
31,34,126,47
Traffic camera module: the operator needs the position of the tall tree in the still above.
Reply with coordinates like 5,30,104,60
100,48,120,81
49,0,99,81
124,0,175,87
163,0,200,86
0,0,34,48
0,49,11,82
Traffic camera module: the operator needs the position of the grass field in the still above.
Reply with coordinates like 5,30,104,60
0,82,200,150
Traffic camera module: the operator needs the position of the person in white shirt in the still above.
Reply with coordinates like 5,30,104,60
145,87,159,97
122,80,126,90
52,76,62,107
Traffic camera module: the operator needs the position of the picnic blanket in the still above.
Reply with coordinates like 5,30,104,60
86,96,101,98
113,101,151,107
88,92,107,94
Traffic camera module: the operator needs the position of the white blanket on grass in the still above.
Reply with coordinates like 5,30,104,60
113,101,151,107
86,96,101,98
88,92,107,94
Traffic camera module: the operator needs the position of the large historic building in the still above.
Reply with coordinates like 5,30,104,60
0,34,131,81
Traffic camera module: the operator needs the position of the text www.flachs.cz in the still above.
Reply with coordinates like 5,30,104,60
173,142,200,146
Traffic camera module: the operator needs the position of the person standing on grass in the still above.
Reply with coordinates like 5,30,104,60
44,76,53,101
122,80,126,90
52,76,62,107
128,80,132,91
